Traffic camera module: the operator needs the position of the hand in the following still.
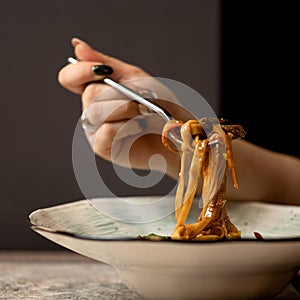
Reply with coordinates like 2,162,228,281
58,38,180,178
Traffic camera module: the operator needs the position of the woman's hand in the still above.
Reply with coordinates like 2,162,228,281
58,38,180,178
58,38,300,205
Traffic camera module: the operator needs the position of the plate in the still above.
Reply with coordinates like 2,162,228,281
29,196,300,300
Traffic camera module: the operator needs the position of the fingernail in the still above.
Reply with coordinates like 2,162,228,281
93,65,113,75
71,37,87,46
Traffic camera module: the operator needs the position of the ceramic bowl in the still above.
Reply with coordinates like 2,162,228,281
29,196,300,300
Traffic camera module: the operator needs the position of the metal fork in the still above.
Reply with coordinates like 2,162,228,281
67,57,185,146
67,57,217,147
68,57,174,122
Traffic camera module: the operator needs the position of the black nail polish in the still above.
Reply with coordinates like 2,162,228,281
93,65,113,75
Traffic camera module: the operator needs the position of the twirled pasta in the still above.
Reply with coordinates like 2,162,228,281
162,118,246,241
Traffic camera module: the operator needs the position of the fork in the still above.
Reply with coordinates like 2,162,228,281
67,57,186,146
68,57,174,122
67,57,218,147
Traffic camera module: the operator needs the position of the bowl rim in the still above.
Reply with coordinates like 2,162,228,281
28,220,300,244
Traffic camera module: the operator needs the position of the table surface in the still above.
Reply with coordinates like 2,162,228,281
0,250,300,300
0,250,142,300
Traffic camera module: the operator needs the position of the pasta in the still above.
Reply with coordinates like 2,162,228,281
162,118,246,241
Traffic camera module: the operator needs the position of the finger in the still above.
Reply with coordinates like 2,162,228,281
81,79,158,112
92,122,169,170
72,37,130,68
71,37,149,81
81,81,123,109
83,99,148,126
58,61,112,94
92,120,144,160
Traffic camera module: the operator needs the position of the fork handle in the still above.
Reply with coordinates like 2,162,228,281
103,77,172,122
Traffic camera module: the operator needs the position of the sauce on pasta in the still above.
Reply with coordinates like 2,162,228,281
162,118,246,241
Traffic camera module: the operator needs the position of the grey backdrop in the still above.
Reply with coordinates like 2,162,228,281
0,0,220,249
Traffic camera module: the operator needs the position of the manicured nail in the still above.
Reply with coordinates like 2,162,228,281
71,37,87,46
93,65,113,75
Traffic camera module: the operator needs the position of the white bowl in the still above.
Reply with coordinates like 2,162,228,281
29,196,300,300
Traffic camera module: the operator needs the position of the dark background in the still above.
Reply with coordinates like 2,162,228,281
221,1,299,158
0,0,298,250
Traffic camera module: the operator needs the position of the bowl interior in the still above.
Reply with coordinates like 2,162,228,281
29,196,300,240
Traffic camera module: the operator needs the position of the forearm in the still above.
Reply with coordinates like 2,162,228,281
227,139,300,205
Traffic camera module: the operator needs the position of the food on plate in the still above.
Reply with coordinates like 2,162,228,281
162,118,246,241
